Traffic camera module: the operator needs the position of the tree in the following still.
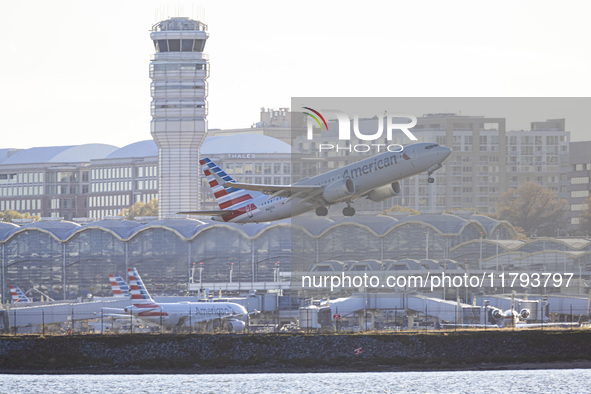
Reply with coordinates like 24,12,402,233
1,210,40,222
580,196,591,236
495,182,567,237
381,205,420,215
118,199,158,220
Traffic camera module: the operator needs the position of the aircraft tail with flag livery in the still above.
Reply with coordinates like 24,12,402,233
178,157,264,222
10,286,30,303
109,274,130,298
126,268,167,318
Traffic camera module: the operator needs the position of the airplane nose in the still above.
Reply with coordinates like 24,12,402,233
439,146,452,159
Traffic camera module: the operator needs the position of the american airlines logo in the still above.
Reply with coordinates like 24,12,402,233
303,107,418,153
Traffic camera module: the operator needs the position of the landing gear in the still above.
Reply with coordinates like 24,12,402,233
427,163,442,184
343,206,356,217
315,206,328,216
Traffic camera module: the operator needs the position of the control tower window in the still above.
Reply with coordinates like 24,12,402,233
193,40,204,51
181,39,193,51
157,40,168,52
168,39,181,51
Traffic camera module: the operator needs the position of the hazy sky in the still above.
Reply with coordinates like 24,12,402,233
2,0,591,149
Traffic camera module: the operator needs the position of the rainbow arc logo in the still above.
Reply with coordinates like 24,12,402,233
302,107,328,131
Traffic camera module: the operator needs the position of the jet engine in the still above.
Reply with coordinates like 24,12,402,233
225,319,246,332
366,181,401,202
520,308,530,319
323,178,356,203
491,309,502,319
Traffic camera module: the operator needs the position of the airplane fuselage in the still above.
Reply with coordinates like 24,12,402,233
214,143,451,223
125,301,248,328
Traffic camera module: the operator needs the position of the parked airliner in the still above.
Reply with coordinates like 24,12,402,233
108,273,130,298
487,294,579,329
180,142,452,223
9,286,30,303
121,268,248,332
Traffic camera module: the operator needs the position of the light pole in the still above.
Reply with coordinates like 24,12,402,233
484,300,489,330
479,232,483,270
541,296,548,330
579,259,582,295
273,261,280,283
229,262,233,283
198,262,204,291
495,229,500,272
425,229,430,260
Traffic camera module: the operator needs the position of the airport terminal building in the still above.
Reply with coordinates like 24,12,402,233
0,210,589,303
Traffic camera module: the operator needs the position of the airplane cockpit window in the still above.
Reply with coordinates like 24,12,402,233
425,144,439,149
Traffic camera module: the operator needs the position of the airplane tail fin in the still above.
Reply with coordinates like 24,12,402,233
200,158,262,210
10,286,30,303
127,268,160,308
109,274,130,298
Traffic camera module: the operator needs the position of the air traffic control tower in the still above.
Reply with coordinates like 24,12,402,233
150,17,209,218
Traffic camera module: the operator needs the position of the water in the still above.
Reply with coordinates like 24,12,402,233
0,369,589,393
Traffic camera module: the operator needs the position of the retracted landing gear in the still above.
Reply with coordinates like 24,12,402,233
315,206,328,216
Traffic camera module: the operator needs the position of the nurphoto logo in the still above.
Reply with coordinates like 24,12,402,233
303,107,418,153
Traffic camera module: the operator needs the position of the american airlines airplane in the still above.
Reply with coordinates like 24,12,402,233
108,274,130,298
9,286,30,303
121,268,248,332
181,142,452,223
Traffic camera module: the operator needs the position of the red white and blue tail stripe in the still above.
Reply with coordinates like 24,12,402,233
109,274,130,298
127,268,167,317
200,158,262,222
10,286,30,303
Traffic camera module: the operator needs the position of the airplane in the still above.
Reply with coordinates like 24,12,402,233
122,268,249,332
486,293,579,329
488,303,530,328
108,273,130,298
9,286,30,303
180,142,452,223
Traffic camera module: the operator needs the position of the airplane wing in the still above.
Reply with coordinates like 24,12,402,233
224,182,323,199
208,164,323,199
178,209,240,216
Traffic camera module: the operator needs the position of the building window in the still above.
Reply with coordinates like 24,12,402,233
181,39,193,51
157,40,168,52
571,190,590,198
168,39,180,52
571,177,590,184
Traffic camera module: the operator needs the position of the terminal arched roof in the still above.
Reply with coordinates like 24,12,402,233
329,215,399,235
0,213,508,243
106,140,158,159
135,218,209,239
200,133,291,154
1,144,118,164
452,211,517,237
397,213,484,235
76,219,144,239
0,222,19,239
20,220,81,239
